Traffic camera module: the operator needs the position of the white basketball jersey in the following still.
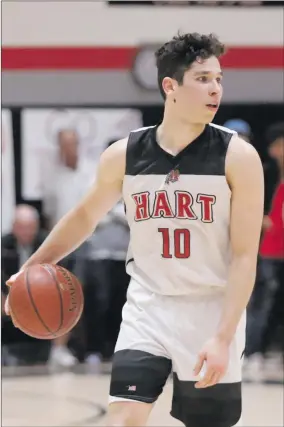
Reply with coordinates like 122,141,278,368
123,124,236,296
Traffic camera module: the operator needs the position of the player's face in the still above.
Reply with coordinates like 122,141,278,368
164,56,223,124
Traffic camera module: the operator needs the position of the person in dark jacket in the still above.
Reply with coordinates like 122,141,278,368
2,204,76,367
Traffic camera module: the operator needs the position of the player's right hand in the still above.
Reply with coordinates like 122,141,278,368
4,293,20,328
5,271,22,320
6,271,21,288
4,294,10,316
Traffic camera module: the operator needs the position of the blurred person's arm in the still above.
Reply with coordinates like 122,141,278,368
109,201,128,226
95,201,128,229
7,138,127,279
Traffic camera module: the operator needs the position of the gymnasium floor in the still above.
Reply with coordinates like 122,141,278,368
2,365,283,426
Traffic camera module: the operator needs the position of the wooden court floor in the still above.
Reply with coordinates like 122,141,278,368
2,368,283,427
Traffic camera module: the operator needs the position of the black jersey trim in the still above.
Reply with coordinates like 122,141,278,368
125,124,234,176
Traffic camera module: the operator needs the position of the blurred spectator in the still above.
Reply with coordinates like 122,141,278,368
244,122,284,380
77,198,130,366
42,128,82,230
2,205,45,300
259,123,284,352
223,118,252,142
58,129,79,171
2,205,48,365
261,123,284,254
1,204,76,367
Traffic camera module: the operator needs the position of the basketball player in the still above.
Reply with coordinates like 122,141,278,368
5,33,264,427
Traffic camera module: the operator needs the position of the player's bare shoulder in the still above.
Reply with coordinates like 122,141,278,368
99,137,128,184
225,135,264,189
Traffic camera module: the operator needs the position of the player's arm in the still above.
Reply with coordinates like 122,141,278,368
216,136,264,343
194,136,264,388
11,138,127,274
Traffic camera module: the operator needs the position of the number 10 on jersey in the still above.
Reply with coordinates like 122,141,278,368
158,228,190,259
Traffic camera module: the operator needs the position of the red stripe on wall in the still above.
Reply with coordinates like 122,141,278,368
2,46,284,70
220,47,284,69
2,47,137,70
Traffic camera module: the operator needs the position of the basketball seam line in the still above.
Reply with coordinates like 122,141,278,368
9,303,53,338
42,264,64,333
25,267,57,337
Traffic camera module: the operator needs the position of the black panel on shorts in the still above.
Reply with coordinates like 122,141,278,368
125,125,233,176
109,349,172,403
171,373,242,427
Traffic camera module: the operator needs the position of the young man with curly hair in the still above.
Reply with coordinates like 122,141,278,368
6,33,264,427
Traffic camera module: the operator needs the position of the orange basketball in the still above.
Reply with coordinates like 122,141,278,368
9,264,84,340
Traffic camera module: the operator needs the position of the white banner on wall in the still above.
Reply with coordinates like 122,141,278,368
21,108,142,226
1,109,16,235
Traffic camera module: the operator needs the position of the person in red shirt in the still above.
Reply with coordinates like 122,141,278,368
260,124,284,259
259,123,284,356
245,122,283,379
260,182,284,258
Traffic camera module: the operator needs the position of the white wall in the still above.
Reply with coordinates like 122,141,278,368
2,2,283,46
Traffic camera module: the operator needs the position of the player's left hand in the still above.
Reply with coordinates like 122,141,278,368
193,336,229,388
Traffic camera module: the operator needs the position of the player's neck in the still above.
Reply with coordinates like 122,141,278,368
157,115,205,156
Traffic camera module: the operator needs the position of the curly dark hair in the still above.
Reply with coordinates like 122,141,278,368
155,32,226,99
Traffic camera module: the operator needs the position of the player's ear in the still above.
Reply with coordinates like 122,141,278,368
162,77,177,97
